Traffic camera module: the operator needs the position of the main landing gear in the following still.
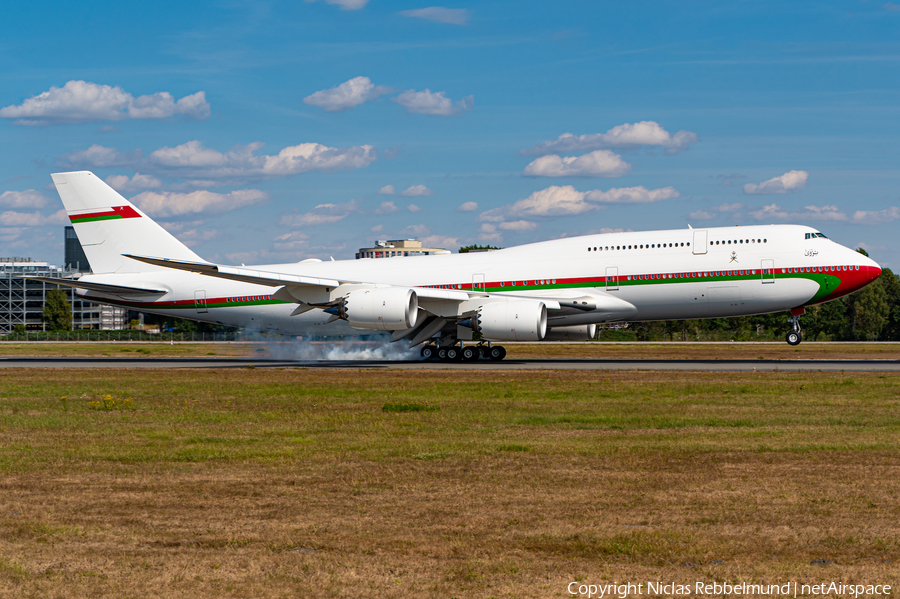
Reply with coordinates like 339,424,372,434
786,312,803,346
420,342,506,361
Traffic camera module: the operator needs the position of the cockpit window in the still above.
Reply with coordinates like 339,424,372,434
805,232,829,239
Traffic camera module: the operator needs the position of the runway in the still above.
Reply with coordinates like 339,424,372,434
2,356,900,371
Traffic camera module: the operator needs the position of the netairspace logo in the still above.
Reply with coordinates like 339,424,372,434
567,581,893,598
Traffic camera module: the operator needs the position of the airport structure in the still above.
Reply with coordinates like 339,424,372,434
356,239,450,259
0,227,128,333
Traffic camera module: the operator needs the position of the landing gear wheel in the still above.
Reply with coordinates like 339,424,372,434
488,345,507,361
420,345,436,360
437,347,448,360
461,346,478,361
446,347,460,361
786,313,803,346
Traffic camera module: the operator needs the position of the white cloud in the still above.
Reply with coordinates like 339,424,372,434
172,228,219,248
716,202,744,212
749,203,846,222
403,224,432,236
279,199,362,227
401,185,434,197
584,185,680,203
0,209,68,226
375,201,399,215
499,220,538,231
58,144,142,168
303,76,392,112
407,204,422,213
59,140,377,182
744,170,808,195
273,231,310,252
0,227,24,243
131,189,267,218
851,206,900,225
457,201,478,212
689,210,714,220
420,234,458,249
148,140,377,179
521,121,699,156
151,140,234,168
478,223,503,243
378,184,434,197
0,190,48,209
480,184,680,222
0,80,210,125
393,89,473,116
159,220,205,233
370,224,384,232
398,7,470,25
105,173,162,193
318,0,368,9
483,185,595,219
523,150,631,178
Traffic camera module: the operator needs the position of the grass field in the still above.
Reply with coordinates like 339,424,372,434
1,368,899,598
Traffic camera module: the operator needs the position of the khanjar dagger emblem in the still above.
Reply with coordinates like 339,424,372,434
730,251,738,263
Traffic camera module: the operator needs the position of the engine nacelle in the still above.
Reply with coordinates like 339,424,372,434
344,287,418,331
475,300,547,341
543,324,597,341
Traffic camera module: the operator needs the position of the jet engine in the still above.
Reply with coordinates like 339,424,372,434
543,324,597,341
474,300,547,341
343,287,419,331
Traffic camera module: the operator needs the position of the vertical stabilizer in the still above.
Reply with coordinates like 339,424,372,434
51,171,203,274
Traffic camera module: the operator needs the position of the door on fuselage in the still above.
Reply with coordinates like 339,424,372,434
761,259,775,284
606,266,619,291
194,290,208,314
692,230,708,254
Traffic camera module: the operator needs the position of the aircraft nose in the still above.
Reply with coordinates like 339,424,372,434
870,264,883,282
860,255,882,282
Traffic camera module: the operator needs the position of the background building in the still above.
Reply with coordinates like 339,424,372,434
0,258,128,332
356,239,450,259
0,226,128,333
64,225,91,273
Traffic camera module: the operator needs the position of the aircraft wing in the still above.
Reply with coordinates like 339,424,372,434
124,254,344,289
124,254,471,302
23,276,167,296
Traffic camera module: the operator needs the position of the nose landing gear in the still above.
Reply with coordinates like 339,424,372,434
786,312,803,346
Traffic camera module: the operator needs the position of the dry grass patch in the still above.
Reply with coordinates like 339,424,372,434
0,369,898,597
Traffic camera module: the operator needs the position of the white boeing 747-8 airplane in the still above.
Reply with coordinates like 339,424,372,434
36,171,882,360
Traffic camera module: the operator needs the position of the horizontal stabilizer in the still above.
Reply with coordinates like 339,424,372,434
24,276,167,295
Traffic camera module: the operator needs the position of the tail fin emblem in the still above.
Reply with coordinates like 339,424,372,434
69,205,141,224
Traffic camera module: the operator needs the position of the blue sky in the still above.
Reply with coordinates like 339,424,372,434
2,0,900,267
